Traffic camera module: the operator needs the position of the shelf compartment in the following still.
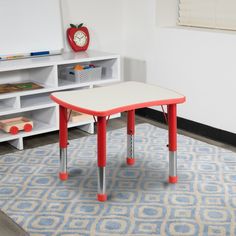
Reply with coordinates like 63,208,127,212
0,97,19,116
58,58,119,87
0,107,57,141
94,58,119,80
0,117,33,134
28,107,58,136
21,92,55,109
59,65,102,83
0,119,56,142
0,66,56,93
22,118,57,138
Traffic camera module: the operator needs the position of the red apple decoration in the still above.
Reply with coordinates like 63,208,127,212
67,23,90,52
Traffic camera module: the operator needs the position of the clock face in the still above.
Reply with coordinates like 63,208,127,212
74,31,87,47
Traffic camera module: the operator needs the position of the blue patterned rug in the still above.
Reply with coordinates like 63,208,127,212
0,123,236,236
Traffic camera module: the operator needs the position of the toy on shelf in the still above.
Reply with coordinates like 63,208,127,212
68,110,92,123
77,64,100,82
60,63,102,83
0,82,43,94
73,64,95,71
0,117,33,135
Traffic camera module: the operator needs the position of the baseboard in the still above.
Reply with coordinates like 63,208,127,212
136,108,236,147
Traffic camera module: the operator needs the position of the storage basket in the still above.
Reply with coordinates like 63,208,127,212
59,65,102,83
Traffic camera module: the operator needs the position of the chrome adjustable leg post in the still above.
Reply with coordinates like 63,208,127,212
97,116,107,202
98,167,106,195
127,110,135,165
168,104,178,183
59,106,68,181
169,151,177,178
127,134,135,164
60,148,67,176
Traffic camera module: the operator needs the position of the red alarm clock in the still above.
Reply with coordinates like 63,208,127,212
67,23,90,52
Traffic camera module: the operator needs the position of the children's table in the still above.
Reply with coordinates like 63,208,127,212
51,81,186,201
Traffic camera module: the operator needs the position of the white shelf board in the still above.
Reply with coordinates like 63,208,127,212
56,50,120,66
0,103,56,117
0,130,21,142
0,84,55,99
0,79,119,100
58,78,120,90
0,50,119,73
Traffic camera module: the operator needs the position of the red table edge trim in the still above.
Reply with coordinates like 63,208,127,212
50,94,186,117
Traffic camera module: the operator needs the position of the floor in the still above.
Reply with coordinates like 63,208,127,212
0,211,29,236
0,114,235,236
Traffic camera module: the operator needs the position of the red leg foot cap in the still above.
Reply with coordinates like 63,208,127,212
97,194,107,202
169,176,178,183
127,158,135,165
59,172,68,181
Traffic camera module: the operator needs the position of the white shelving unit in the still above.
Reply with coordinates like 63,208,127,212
0,50,121,150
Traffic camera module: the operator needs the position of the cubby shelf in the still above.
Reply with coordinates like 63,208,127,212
0,50,120,150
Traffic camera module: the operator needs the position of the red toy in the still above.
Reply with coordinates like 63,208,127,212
0,117,33,135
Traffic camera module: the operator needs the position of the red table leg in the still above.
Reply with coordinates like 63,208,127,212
97,116,107,202
59,106,68,181
168,104,178,183
127,110,135,165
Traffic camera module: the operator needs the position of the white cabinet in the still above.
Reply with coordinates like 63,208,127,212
0,50,120,150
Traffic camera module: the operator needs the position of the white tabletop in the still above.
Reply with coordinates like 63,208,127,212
51,82,185,116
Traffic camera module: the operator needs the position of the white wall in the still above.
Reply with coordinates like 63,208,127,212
122,0,236,134
61,0,236,134
60,0,123,54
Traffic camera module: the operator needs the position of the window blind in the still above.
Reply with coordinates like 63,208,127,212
179,0,236,31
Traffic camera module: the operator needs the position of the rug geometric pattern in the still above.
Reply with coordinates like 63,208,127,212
0,123,236,235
